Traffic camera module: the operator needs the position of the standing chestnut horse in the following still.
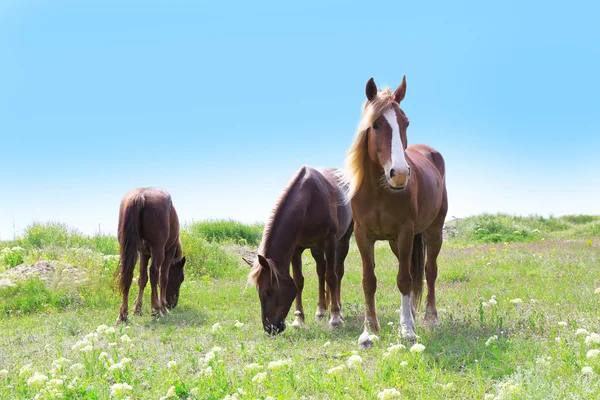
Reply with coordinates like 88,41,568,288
246,167,353,334
344,77,447,348
116,188,186,322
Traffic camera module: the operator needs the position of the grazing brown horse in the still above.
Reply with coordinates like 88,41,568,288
116,188,186,322
344,77,447,348
246,166,353,334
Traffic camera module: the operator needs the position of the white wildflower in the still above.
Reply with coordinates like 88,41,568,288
576,328,589,336
85,332,99,343
222,395,239,400
410,343,426,353
484,395,495,400
485,335,498,346
558,321,567,326
0,369,8,379
212,322,222,333
268,359,291,370
555,337,561,344
19,363,33,377
595,288,600,294
190,388,200,395
444,382,455,390
488,298,497,306
252,372,267,383
80,345,93,353
237,388,247,395
400,361,408,367
327,365,345,375
120,334,132,343
388,321,394,326
347,354,363,369
164,385,177,398
105,327,116,335
388,344,406,353
481,302,489,308
368,334,380,343
586,333,600,346
167,360,177,370
108,363,125,373
96,324,108,334
587,349,600,359
27,372,48,387
510,298,523,304
110,382,133,397
582,366,594,375
234,320,245,328
244,363,262,372
323,341,331,347
99,352,111,365
47,378,63,388
202,366,213,377
69,363,84,374
71,339,92,352
52,357,72,371
377,388,402,399
108,342,117,348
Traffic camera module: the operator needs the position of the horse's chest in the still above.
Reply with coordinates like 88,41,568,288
358,208,405,240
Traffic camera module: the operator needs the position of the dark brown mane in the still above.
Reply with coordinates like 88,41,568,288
258,166,308,255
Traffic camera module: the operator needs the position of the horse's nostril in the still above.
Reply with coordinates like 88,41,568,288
389,169,396,178
408,167,411,176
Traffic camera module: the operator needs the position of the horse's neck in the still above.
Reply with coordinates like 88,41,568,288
260,204,304,271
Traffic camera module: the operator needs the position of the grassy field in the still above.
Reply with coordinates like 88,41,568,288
1,215,599,399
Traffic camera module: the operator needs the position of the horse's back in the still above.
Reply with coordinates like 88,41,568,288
408,144,446,180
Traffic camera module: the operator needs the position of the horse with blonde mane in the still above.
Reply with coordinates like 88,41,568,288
344,77,447,348
245,166,353,335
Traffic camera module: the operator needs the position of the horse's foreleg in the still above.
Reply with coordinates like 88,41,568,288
396,226,417,341
149,247,164,318
133,253,149,316
290,248,305,328
355,226,378,348
311,248,327,320
324,238,342,329
159,248,175,316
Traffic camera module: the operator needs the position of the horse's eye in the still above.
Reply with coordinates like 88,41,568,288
372,122,379,130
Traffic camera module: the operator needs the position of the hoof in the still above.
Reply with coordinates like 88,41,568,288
328,315,344,330
424,315,440,326
358,330,374,349
315,309,327,320
151,308,163,319
400,325,418,343
116,313,128,324
132,307,142,316
291,316,305,328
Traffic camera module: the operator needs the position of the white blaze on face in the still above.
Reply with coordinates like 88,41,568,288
383,108,409,175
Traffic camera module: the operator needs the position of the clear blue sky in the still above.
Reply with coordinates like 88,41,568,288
1,0,599,239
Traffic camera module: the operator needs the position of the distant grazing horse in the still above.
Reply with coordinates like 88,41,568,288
246,167,353,334
116,188,186,322
344,77,447,348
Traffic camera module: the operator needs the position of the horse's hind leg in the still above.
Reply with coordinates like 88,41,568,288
149,246,165,318
311,248,327,320
325,237,342,329
334,225,353,320
424,192,447,325
133,253,149,316
291,248,305,328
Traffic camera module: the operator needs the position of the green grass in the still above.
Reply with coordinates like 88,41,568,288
185,219,263,247
446,213,600,244
1,216,599,399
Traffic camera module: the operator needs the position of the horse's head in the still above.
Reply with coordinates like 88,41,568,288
245,254,297,335
166,256,186,309
364,76,411,190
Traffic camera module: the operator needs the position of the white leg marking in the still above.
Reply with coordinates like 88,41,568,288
400,293,417,339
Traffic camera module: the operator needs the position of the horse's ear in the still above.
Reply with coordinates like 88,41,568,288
366,77,378,101
394,75,406,103
242,257,253,267
257,254,270,269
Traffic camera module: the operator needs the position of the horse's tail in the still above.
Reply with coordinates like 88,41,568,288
117,194,144,295
412,232,426,308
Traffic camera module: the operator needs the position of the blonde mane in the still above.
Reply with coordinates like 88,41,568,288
343,87,397,199
247,167,307,286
